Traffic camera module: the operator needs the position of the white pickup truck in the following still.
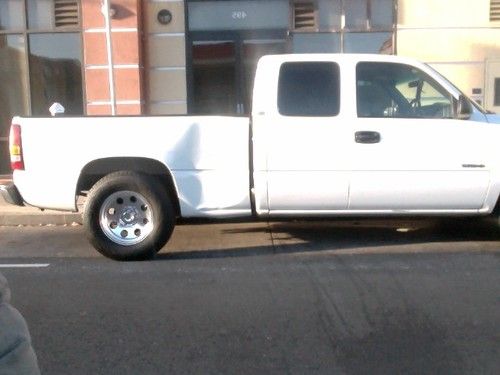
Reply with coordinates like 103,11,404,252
2,54,500,260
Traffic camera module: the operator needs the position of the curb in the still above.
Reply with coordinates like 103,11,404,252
0,212,83,227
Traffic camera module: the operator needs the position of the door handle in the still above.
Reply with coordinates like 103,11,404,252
355,131,381,144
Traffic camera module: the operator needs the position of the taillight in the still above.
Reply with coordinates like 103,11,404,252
9,124,24,170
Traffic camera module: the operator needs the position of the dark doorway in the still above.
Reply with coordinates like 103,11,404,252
192,41,238,115
189,32,286,115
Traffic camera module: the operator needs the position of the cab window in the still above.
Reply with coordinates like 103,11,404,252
356,62,453,119
278,62,340,117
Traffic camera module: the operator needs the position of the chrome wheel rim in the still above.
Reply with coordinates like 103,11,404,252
99,190,154,246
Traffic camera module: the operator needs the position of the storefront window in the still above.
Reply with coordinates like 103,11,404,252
344,32,393,53
344,0,394,30
345,0,368,29
371,0,394,28
27,0,56,30
0,1,24,30
0,34,29,172
29,33,83,115
292,33,341,53
318,0,342,30
0,1,82,174
0,34,29,127
291,0,395,54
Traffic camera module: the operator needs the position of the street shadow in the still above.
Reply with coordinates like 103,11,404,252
156,217,500,260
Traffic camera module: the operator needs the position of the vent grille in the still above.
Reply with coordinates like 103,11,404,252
54,0,80,28
491,0,500,21
293,1,317,31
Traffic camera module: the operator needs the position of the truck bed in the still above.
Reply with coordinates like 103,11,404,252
12,115,252,216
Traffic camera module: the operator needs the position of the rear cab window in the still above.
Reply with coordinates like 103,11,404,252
277,62,340,117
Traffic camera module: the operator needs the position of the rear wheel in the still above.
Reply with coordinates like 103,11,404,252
83,171,175,260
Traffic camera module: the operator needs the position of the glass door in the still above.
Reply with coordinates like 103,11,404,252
190,32,286,115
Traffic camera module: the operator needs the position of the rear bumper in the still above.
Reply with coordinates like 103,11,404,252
0,183,24,206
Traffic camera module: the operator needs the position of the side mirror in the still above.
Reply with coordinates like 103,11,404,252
408,80,419,88
455,95,472,120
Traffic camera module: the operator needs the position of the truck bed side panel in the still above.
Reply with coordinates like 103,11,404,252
14,116,251,217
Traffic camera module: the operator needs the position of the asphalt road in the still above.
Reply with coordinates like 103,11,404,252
0,219,499,374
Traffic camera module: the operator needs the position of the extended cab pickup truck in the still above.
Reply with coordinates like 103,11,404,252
3,54,500,260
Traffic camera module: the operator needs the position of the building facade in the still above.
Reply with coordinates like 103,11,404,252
1,0,500,174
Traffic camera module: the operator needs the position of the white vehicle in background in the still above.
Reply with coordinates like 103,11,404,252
2,54,500,260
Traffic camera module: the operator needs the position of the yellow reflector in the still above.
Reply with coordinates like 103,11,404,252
10,145,21,156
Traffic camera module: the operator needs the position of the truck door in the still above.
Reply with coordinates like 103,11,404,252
349,61,490,211
253,61,350,214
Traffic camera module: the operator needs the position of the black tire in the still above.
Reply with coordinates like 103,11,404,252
83,171,176,260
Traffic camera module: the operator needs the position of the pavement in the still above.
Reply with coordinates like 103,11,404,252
0,174,83,226
2,225,499,374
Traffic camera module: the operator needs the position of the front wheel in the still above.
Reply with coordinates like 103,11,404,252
83,171,175,260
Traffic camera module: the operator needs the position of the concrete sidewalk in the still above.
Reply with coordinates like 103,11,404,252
0,175,83,226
